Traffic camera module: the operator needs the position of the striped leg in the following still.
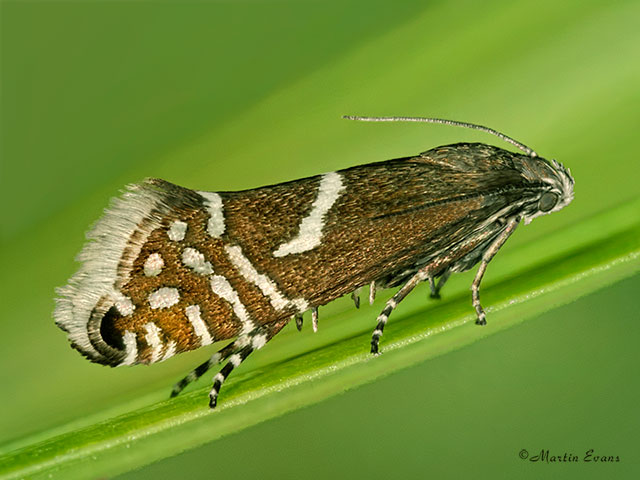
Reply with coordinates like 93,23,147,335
209,345,252,408
370,267,431,354
351,287,362,308
369,280,376,305
171,318,288,400
170,340,242,398
209,319,288,409
471,217,520,325
428,268,451,299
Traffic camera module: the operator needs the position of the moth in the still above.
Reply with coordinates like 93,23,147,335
54,116,574,408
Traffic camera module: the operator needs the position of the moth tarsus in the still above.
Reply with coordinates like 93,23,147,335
471,215,521,326
351,288,361,309
55,116,574,408
427,268,451,300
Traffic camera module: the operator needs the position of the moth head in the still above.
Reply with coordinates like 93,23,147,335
521,156,574,225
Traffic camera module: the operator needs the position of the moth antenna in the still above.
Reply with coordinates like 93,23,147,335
342,115,538,158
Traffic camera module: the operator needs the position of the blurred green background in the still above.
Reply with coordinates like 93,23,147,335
1,0,638,478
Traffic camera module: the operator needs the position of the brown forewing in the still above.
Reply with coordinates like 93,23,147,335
108,144,529,362
223,147,527,313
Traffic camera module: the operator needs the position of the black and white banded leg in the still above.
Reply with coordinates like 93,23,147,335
370,267,432,355
351,287,362,308
171,319,288,405
170,340,240,398
209,319,288,408
369,280,376,305
428,268,451,299
209,345,253,408
471,216,520,325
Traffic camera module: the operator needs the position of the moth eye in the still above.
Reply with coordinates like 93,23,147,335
539,192,559,212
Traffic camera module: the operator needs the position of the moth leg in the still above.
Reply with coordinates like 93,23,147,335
209,319,288,409
371,269,431,355
429,269,451,299
471,217,520,325
351,287,362,309
170,339,243,398
427,276,437,297
294,313,304,331
209,345,253,408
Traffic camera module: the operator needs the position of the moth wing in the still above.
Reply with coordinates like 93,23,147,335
55,180,249,367
221,145,528,307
